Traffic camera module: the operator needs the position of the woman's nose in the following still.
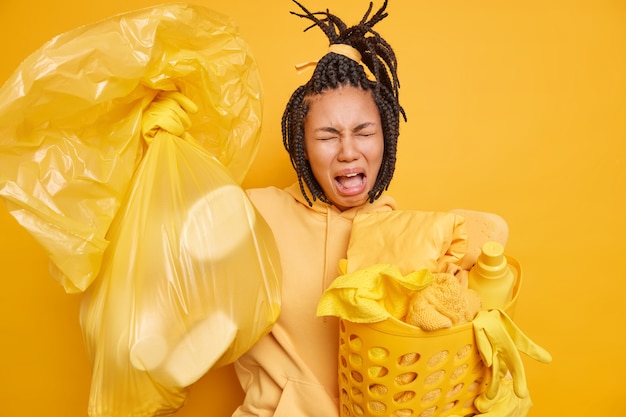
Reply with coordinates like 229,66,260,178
337,137,359,161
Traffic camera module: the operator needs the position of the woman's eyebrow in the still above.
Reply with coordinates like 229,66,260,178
314,122,376,134
315,126,341,134
352,122,376,132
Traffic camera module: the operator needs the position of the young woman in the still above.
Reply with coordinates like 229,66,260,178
232,1,405,415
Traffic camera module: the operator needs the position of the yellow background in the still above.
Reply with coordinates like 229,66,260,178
1,0,624,416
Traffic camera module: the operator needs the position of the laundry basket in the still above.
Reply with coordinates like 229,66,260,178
338,257,521,417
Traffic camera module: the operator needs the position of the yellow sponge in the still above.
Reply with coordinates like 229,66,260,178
450,209,509,270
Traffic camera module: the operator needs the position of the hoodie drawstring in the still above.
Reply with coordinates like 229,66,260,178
321,205,333,322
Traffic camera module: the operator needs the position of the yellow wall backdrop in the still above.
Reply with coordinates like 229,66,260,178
1,1,624,416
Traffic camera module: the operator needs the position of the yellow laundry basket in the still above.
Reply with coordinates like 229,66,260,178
338,257,521,417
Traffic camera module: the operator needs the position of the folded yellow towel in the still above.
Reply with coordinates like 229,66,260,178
345,211,468,275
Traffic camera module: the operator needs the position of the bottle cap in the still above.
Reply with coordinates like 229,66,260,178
476,241,508,279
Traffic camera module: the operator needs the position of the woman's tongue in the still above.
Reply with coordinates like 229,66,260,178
336,173,364,193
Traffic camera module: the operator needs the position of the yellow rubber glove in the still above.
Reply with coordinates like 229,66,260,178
473,309,552,403
474,377,533,417
142,91,199,143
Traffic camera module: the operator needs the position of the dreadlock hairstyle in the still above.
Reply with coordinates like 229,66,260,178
283,0,406,207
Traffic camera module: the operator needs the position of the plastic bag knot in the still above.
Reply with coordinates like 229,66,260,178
142,91,199,145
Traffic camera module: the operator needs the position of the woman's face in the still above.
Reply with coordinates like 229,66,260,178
303,85,384,211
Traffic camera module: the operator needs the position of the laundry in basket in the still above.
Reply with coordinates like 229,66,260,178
318,210,551,417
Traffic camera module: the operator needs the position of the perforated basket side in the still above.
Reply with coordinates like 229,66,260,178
338,318,489,417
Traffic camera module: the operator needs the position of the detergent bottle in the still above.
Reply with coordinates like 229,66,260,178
468,241,515,310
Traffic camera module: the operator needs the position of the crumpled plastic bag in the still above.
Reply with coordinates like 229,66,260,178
0,3,263,293
0,4,280,417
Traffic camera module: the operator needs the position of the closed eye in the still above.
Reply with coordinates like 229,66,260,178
315,127,340,141
353,122,378,137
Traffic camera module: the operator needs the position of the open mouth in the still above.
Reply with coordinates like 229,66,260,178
335,172,365,191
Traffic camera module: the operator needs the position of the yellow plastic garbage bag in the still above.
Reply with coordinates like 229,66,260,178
0,4,279,416
0,3,263,293
80,91,281,416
